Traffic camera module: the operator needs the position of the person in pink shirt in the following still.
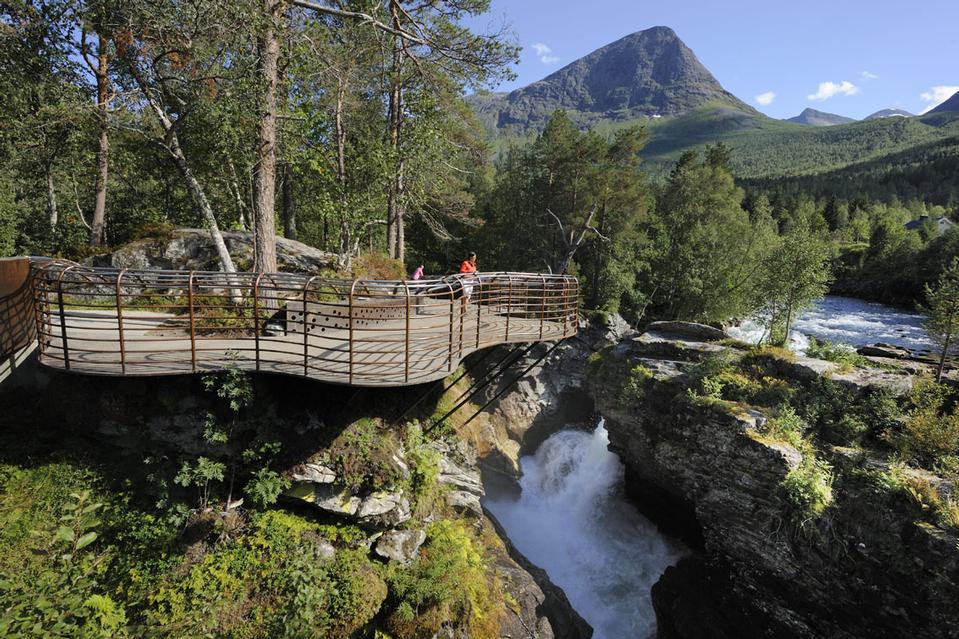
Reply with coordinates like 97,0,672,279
411,265,424,280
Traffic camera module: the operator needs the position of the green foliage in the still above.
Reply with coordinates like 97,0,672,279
404,427,442,514
623,365,655,406
749,405,834,530
473,110,649,313
352,253,406,280
0,477,129,639
756,212,833,346
384,520,501,639
896,377,959,469
243,469,290,509
805,337,870,370
795,379,902,446
923,257,959,381
779,457,835,527
328,418,404,492
644,147,778,323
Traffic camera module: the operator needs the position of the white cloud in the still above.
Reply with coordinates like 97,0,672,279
755,91,776,106
807,80,860,101
530,42,560,64
920,85,959,113
861,71,879,80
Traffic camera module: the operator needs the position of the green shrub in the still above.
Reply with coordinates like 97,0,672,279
384,520,502,639
624,364,655,406
779,457,834,526
896,378,959,468
405,427,441,515
761,405,806,449
130,221,176,243
328,418,404,491
352,253,406,280
752,375,795,407
805,336,870,370
244,469,290,509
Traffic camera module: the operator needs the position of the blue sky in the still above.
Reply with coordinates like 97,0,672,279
467,0,959,119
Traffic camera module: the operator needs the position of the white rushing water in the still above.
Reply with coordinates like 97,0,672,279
727,295,933,353
485,420,685,639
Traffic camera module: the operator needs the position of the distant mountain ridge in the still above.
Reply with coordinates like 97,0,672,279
468,28,959,180
470,26,755,136
865,108,914,120
930,91,959,114
787,108,855,127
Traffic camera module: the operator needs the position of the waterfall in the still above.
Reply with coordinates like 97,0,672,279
485,419,685,639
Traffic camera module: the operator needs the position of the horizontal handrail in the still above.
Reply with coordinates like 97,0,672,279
21,259,579,387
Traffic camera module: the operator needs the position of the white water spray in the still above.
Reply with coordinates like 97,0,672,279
485,420,685,639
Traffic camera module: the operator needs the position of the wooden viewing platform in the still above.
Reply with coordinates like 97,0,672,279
1,258,579,387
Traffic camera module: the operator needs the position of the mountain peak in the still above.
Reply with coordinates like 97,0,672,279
865,108,914,120
470,26,754,136
786,108,856,127
929,90,959,114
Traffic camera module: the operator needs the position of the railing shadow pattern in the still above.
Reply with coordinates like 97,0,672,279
26,260,579,387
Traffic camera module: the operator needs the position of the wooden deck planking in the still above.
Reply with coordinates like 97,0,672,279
37,307,568,386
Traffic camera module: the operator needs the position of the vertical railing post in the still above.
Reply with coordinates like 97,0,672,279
55,266,75,371
187,272,197,373
115,269,127,374
446,281,456,373
403,280,411,383
31,263,47,364
539,274,547,340
348,280,357,384
252,273,262,372
475,276,482,349
303,276,318,378
505,274,513,342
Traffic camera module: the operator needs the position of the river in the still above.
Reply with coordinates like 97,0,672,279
484,420,685,639
727,295,933,353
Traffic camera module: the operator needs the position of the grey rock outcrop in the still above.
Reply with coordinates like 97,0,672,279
587,330,959,639
374,529,426,564
89,228,339,273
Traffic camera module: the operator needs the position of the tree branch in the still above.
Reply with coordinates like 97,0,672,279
289,0,428,45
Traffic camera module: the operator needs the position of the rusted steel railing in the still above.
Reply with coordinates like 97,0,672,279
0,258,37,360
22,260,579,387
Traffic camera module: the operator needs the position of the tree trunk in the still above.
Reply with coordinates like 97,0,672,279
282,163,296,240
937,317,953,383
227,158,249,231
46,168,59,228
167,135,236,275
386,17,406,263
89,34,109,246
781,297,795,348
132,68,237,277
252,0,282,275
334,79,351,262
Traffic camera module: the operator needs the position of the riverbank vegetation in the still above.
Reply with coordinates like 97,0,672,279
0,367,511,638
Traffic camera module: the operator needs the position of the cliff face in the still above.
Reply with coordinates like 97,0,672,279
588,328,959,639
0,363,589,638
461,315,632,477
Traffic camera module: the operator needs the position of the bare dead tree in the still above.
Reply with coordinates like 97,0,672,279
547,206,610,275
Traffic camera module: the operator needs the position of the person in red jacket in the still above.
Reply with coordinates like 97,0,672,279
459,252,478,303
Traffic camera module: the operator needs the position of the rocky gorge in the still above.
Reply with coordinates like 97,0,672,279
457,314,959,638
3,297,958,638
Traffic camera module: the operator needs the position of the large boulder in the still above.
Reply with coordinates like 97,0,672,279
646,321,728,341
373,529,426,564
90,228,340,273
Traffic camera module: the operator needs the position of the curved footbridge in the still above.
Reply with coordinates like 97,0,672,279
0,257,578,387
